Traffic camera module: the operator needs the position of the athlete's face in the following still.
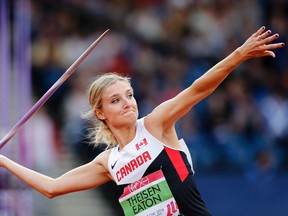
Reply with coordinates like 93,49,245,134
96,80,138,128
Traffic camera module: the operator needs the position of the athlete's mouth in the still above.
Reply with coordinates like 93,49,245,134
123,110,135,115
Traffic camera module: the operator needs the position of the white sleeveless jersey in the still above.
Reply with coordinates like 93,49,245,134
108,118,211,216
108,118,194,184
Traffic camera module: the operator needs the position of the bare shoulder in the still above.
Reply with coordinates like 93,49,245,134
143,114,162,138
144,98,179,132
144,112,182,149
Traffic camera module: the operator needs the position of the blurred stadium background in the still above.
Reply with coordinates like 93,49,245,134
1,0,288,215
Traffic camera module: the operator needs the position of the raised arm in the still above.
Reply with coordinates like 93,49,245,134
148,26,284,130
0,151,111,198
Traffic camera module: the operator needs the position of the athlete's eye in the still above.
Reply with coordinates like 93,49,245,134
127,93,133,98
111,98,120,103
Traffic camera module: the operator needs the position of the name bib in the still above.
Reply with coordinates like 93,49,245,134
119,170,180,216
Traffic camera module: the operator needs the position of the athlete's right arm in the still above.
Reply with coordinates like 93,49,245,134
0,151,112,198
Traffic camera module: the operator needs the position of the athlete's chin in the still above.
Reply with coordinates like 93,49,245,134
121,113,138,123
125,114,137,121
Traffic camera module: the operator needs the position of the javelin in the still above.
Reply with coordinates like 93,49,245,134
0,29,109,149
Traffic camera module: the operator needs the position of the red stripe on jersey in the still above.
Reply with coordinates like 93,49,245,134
164,146,189,182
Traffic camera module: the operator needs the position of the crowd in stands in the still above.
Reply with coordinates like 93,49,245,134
30,0,288,176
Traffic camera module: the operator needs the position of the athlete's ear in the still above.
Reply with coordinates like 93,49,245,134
94,109,106,120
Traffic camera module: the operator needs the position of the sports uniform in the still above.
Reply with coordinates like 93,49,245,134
108,118,211,216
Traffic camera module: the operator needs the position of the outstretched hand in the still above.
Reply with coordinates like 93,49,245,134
238,26,285,61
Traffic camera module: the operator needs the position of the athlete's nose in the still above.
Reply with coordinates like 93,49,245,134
122,97,132,108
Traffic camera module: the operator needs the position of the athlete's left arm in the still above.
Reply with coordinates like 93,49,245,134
149,26,284,130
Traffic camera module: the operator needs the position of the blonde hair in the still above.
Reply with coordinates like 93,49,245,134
82,72,131,149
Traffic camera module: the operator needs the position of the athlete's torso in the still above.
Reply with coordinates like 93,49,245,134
108,118,211,216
